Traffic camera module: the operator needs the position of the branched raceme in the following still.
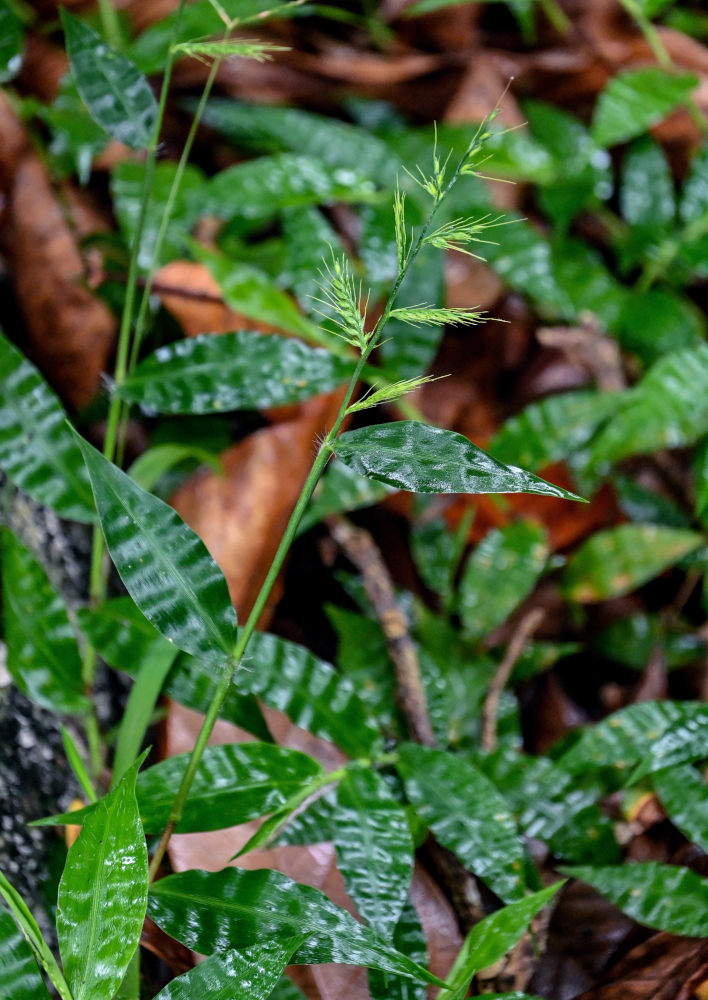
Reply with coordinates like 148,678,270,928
2,3,708,1000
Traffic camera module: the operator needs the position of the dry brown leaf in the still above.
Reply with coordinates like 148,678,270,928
169,391,344,622
574,933,708,1000
0,97,115,409
154,260,279,338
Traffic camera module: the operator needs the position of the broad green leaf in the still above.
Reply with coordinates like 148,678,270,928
630,708,708,781
551,239,628,332
526,100,610,229
207,154,378,226
369,896,428,1000
0,906,49,1000
281,206,345,313
612,473,692,528
619,137,675,230
148,867,445,985
438,884,562,1000
482,217,568,313
57,756,148,1000
136,742,323,833
591,68,697,148
653,765,708,853
37,75,108,183
334,422,583,500
458,522,549,641
119,331,353,414
411,507,468,599
562,863,708,937
589,344,708,470
679,138,708,224
152,939,303,1000
77,598,270,742
326,604,400,732
591,613,705,671
111,160,207,270
236,630,382,757
0,0,23,83
397,743,526,903
488,390,622,472
2,530,88,715
61,9,157,149
0,873,71,1000
198,99,401,186
496,756,619,865
76,437,238,663
334,768,414,939
0,331,94,521
615,289,704,364
561,524,703,602
557,700,708,778
297,461,396,535
200,248,325,343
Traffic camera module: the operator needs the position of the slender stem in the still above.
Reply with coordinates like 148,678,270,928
79,2,187,779
96,0,122,49
146,131,489,873
128,53,222,374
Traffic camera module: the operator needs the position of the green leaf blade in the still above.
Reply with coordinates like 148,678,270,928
0,332,95,522
76,437,238,663
458,521,549,641
152,939,303,1000
334,768,414,940
148,867,444,985
61,9,157,149
562,863,708,937
397,744,526,903
562,524,704,602
439,884,562,1000
334,422,583,500
591,69,697,148
2,529,88,714
653,765,708,853
57,756,148,1000
0,906,49,1000
0,0,23,83
137,742,324,833
237,631,382,758
557,700,708,778
119,331,353,415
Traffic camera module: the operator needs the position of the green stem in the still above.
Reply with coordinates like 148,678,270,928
96,0,122,49
128,53,222,375
146,129,488,875
79,2,186,779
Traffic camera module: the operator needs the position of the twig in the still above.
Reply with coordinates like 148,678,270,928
327,514,436,746
481,608,544,752
327,514,485,930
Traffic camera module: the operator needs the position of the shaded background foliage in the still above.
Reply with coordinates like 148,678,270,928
2,0,708,998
